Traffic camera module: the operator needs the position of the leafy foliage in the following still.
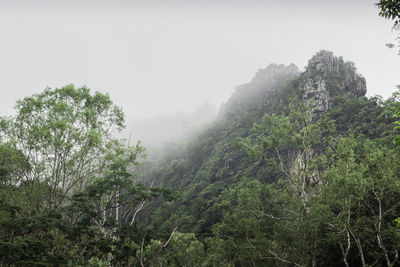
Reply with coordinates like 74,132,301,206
376,0,400,54
377,0,400,27
0,86,174,266
141,52,400,266
2,50,400,266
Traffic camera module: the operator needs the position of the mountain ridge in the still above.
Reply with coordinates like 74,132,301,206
142,50,395,245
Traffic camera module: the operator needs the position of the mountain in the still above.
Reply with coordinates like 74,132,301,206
2,50,399,267
139,50,399,266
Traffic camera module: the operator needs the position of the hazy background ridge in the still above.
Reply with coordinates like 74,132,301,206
0,0,399,147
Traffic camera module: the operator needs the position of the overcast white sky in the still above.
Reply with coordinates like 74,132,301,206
0,0,399,121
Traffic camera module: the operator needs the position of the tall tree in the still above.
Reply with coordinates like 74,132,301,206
0,85,174,266
0,85,127,209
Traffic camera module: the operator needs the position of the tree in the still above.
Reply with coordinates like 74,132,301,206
0,85,127,210
61,145,166,265
0,85,175,266
377,0,400,27
320,136,400,267
0,143,30,186
393,87,400,145
141,231,204,267
230,97,400,266
376,0,400,54
224,100,336,266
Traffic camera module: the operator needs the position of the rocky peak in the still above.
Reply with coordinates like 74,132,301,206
302,50,366,112
305,50,341,75
219,51,366,120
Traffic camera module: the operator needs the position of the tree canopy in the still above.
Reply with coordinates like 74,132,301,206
0,85,175,266
0,85,126,208
377,0,400,27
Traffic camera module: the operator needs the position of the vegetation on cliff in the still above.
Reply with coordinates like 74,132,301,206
0,51,399,266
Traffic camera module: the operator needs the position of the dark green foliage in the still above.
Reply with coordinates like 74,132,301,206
2,51,400,266
376,0,400,54
0,86,174,266
376,0,400,27
393,88,400,145
141,52,400,266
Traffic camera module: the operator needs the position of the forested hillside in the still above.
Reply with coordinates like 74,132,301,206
0,50,399,266
141,50,400,266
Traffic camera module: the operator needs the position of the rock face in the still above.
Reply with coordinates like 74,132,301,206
219,50,366,119
301,50,366,112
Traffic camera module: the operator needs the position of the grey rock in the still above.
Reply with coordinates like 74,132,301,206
302,50,366,112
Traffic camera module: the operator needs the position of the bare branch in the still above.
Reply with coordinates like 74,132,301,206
149,227,178,267
266,249,305,267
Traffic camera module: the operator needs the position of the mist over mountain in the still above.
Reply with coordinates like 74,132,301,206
1,48,399,266
137,50,400,266
1,0,400,265
125,102,217,149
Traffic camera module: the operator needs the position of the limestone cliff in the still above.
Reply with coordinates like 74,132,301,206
301,50,366,112
219,50,366,119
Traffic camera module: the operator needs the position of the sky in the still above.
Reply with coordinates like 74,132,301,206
0,0,399,122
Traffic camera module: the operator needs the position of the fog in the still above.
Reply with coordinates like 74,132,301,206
0,0,399,147
126,102,217,149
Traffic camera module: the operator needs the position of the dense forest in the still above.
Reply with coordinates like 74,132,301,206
1,50,400,266
139,50,400,267
1,2,400,266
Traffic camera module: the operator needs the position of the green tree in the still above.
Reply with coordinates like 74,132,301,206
229,98,400,266
377,0,400,27
321,136,400,267
0,85,126,210
376,0,400,54
393,87,400,145
214,101,336,266
0,143,30,186
142,232,204,267
0,85,168,266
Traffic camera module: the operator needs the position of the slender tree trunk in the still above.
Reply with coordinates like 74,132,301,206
311,241,317,267
339,229,351,267
127,230,133,267
348,228,366,267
